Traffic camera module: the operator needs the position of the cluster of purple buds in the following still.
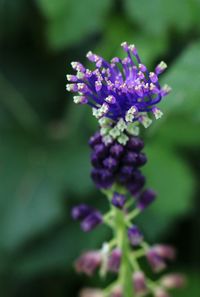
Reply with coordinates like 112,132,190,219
89,132,146,194
72,204,102,232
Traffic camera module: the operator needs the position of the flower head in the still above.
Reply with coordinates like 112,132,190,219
67,42,170,144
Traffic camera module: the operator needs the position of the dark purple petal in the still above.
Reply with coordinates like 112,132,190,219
110,143,124,158
127,137,144,151
71,204,92,221
81,211,102,232
128,225,143,246
89,132,102,148
103,157,118,172
137,189,156,210
91,168,114,189
112,193,126,209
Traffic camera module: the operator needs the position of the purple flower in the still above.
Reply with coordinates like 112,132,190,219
128,225,143,247
75,251,101,276
81,211,103,232
112,193,126,209
133,271,148,296
67,43,169,124
71,204,93,221
107,249,121,273
137,189,156,210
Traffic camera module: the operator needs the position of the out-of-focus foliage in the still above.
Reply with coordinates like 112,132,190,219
0,0,200,296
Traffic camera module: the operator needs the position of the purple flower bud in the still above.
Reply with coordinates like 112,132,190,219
133,271,148,296
122,152,138,165
160,274,186,289
112,193,126,209
110,144,124,158
127,173,146,195
93,144,108,158
135,153,147,167
127,137,144,151
153,245,176,260
154,288,170,297
146,249,166,273
137,189,156,210
91,168,114,189
75,251,101,276
89,132,102,148
91,153,103,168
81,211,102,232
128,225,143,246
103,157,118,172
107,249,121,273
71,204,92,221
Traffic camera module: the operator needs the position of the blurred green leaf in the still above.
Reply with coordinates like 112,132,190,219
0,130,92,250
159,42,200,118
14,223,109,277
140,143,195,239
125,0,199,36
150,116,200,148
37,0,113,50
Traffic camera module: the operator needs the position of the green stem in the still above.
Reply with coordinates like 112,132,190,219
115,208,134,297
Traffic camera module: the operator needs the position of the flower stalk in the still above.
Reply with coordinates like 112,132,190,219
67,42,185,297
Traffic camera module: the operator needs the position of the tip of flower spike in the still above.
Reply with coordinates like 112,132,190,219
155,61,167,75
121,41,129,50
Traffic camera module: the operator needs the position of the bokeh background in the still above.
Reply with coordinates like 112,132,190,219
1,0,200,296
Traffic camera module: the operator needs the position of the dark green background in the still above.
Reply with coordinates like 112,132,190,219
0,0,200,296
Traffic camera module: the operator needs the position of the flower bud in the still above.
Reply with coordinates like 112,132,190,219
75,251,101,276
128,225,143,247
133,271,148,296
112,193,126,209
137,189,156,210
160,273,186,289
81,211,102,232
107,249,121,273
